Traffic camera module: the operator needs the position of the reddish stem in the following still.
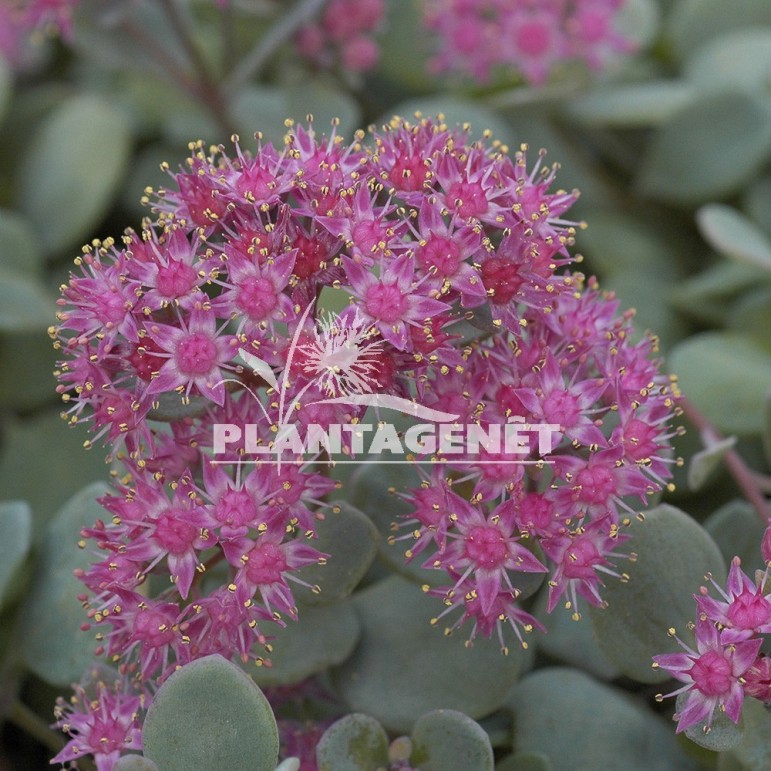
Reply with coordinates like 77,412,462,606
679,396,771,526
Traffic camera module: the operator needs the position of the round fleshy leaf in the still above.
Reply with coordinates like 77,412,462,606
637,91,771,204
17,95,132,255
142,654,279,771
697,204,771,272
0,331,59,410
114,757,160,771
666,0,771,60
724,697,771,770
0,209,42,277
612,0,660,49
19,482,110,685
677,691,743,751
684,29,771,96
411,710,493,771
531,587,619,680
316,713,389,771
704,499,768,573
669,332,771,436
0,501,31,608
332,575,534,734
588,504,725,683
509,667,701,770
375,0,434,92
669,261,769,326
293,503,379,606
0,271,55,332
566,81,696,127
495,752,553,771
729,288,771,353
687,435,736,491
250,601,360,687
0,411,110,540
743,176,771,235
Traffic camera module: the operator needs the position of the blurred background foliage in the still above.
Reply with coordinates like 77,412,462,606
1,0,771,768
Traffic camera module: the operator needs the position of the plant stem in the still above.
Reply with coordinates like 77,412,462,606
157,0,236,136
679,396,771,525
224,0,327,96
8,700,65,755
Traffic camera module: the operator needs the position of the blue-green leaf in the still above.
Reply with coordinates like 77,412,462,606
508,667,702,770
250,601,360,687
19,483,110,685
114,757,160,771
666,0,771,60
684,29,771,96
316,713,390,771
687,435,736,491
637,91,771,204
669,332,771,436
697,204,771,272
17,95,132,255
566,81,696,127
411,710,494,771
142,654,279,771
588,504,725,683
704,499,768,573
0,501,32,608
678,691,743,751
332,575,534,734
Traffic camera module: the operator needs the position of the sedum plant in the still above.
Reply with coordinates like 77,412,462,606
0,0,770,769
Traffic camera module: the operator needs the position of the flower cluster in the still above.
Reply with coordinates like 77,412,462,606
653,556,771,733
51,676,144,771
0,0,77,67
53,115,677,764
295,0,385,74
422,0,635,84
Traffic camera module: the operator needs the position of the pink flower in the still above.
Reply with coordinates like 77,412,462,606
653,619,762,733
696,557,771,642
52,679,143,771
423,0,636,85
144,305,237,406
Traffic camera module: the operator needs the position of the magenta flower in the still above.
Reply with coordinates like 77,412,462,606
144,305,237,406
696,557,771,642
425,494,546,617
540,515,630,615
343,254,450,350
423,0,635,85
52,680,143,771
653,619,762,733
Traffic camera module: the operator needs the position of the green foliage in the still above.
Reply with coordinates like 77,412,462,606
332,575,533,733
114,757,160,771
250,601,361,687
4,1,771,767
508,667,701,770
315,713,390,771
18,483,110,686
0,501,31,609
410,709,494,770
293,502,380,605
637,91,771,204
17,95,132,256
669,333,771,435
142,654,279,771
588,504,725,683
